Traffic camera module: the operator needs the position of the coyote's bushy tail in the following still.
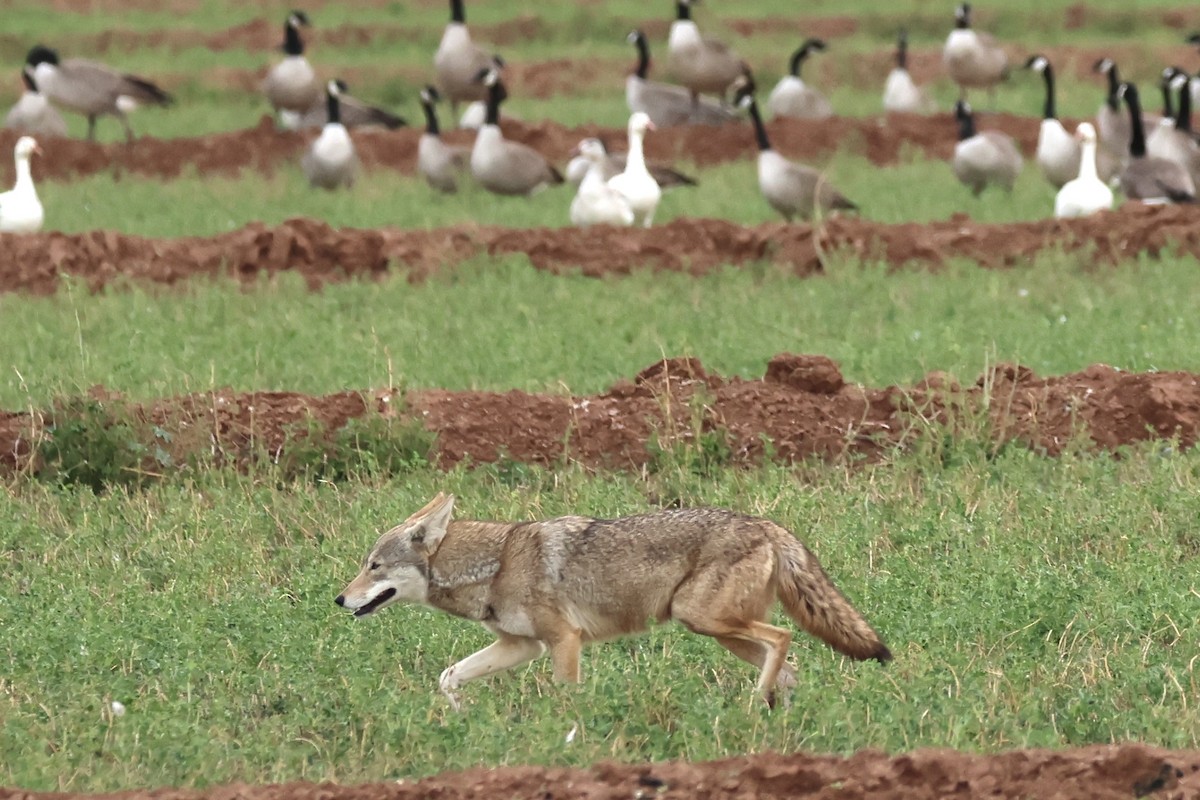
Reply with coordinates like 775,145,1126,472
776,535,892,663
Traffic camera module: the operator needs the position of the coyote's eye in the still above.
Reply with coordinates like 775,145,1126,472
369,561,381,571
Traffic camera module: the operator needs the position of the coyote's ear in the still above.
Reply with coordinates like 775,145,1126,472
408,494,455,554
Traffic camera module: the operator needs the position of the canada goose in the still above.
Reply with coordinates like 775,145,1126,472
1148,71,1200,183
1117,82,1195,204
625,29,735,127
767,39,832,120
883,29,935,114
667,0,746,106
25,45,171,142
607,112,662,227
4,67,69,138
942,3,1008,101
1055,123,1113,218
418,85,470,193
434,0,501,117
1026,55,1080,189
734,79,857,221
262,11,319,130
470,68,563,196
0,136,44,233
564,138,697,190
1145,67,1183,164
952,100,1023,195
297,89,406,130
569,139,635,227
301,80,358,190
1093,58,1133,171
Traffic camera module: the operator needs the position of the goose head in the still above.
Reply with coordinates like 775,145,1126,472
288,10,311,29
420,85,441,105
954,3,972,29
789,38,827,76
14,136,42,160
571,137,608,162
1074,122,1097,144
474,67,508,100
25,45,59,68
731,69,757,105
1025,54,1049,74
1093,57,1116,76
628,111,655,136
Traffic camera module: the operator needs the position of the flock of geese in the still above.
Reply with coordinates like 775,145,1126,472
4,1,1200,234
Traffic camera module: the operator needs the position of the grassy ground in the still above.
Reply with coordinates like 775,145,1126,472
1,255,1198,408
2,0,1200,793
2,451,1198,791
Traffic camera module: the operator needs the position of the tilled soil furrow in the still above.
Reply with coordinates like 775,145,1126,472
2,205,1198,296
3,356,1197,477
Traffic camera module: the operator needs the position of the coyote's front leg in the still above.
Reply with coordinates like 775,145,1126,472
438,636,545,710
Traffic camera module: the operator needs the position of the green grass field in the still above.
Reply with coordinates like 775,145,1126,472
2,0,1200,793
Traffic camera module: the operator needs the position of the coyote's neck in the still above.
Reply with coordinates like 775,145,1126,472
425,521,513,621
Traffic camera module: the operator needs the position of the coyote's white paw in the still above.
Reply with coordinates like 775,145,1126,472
438,666,464,712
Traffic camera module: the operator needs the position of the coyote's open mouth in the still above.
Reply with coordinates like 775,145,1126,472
354,587,397,617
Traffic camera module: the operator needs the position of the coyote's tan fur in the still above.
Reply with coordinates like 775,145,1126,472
336,493,891,709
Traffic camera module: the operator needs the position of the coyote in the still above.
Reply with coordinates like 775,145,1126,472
335,493,891,709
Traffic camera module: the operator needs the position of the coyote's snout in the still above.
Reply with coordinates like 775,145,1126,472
336,493,891,710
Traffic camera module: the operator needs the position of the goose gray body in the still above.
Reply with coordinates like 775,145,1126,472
942,4,1008,99
469,70,562,196
26,45,171,141
952,101,1022,195
667,1,745,100
434,1,500,114
625,30,735,127
302,81,358,190
262,12,320,124
736,83,856,220
767,40,832,120
417,86,470,193
1117,81,1195,204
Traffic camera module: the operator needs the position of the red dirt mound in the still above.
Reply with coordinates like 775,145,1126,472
4,744,1197,799
3,205,1200,296
0,112,1049,185
3,356,1198,476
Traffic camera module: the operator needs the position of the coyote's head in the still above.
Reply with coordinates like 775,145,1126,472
335,493,455,618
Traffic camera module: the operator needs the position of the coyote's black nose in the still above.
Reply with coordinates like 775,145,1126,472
335,594,345,607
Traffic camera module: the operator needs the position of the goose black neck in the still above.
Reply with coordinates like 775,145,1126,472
1040,65,1057,120
896,34,908,69
284,22,304,56
633,33,650,79
955,109,976,141
676,1,691,21
21,70,35,92
1161,80,1174,120
1124,85,1147,158
485,80,501,126
746,98,771,151
1177,78,1193,133
449,0,465,24
1105,67,1120,111
326,90,340,125
422,99,439,135
788,46,808,77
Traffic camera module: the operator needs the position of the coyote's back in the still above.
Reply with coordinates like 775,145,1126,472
336,494,890,709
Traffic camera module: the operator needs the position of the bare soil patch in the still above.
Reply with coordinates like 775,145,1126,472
2,205,1199,296
3,354,1198,476
1,730,1198,800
